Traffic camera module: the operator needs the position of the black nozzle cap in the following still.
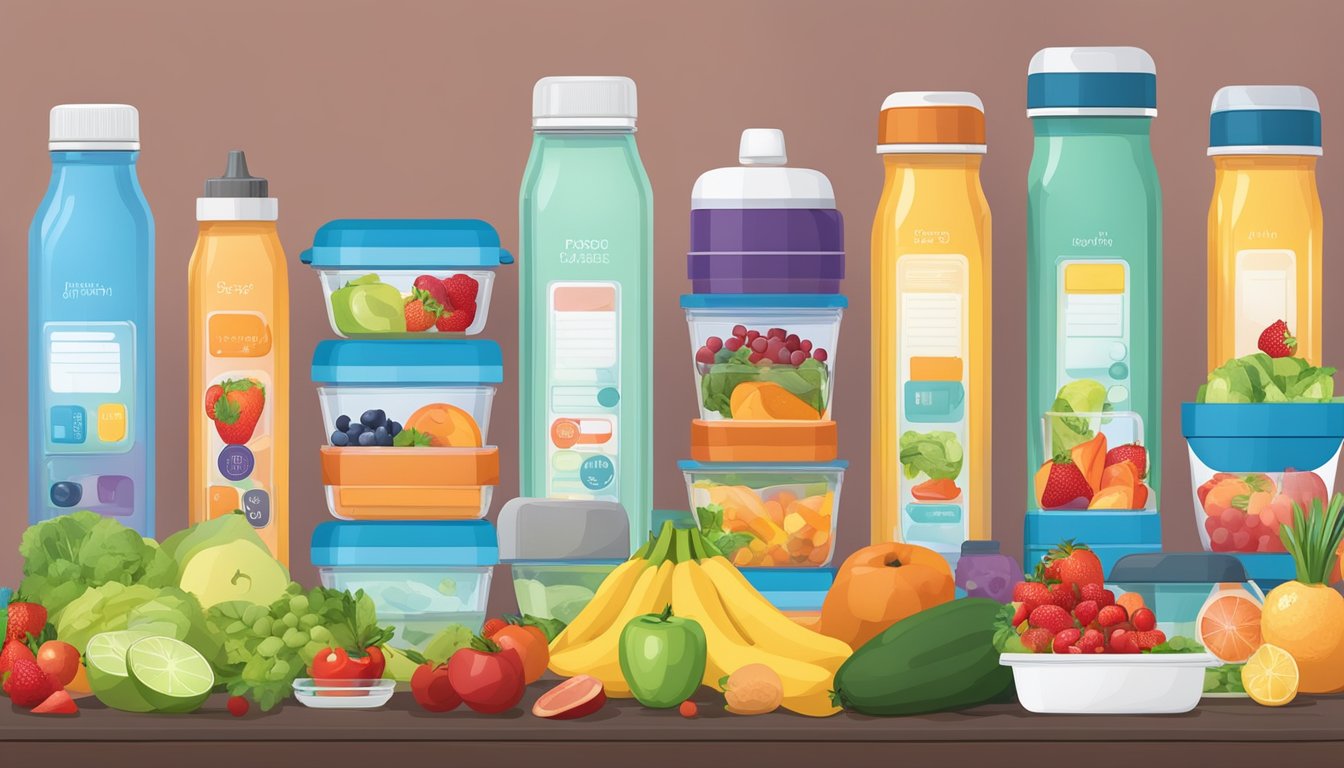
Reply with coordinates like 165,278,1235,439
204,150,268,198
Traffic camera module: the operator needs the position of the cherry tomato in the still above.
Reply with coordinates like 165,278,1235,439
410,662,461,713
447,641,526,714
493,625,549,683
35,641,81,687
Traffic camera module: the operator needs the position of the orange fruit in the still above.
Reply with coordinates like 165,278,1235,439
1198,589,1263,663
404,403,482,447
1116,591,1145,615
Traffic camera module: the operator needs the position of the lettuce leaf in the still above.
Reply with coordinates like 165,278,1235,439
899,430,964,480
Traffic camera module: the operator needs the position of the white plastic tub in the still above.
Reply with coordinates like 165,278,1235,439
1000,652,1219,714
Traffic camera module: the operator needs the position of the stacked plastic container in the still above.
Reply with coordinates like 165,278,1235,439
302,220,513,650
677,129,846,624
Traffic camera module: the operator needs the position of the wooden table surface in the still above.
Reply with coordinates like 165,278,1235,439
4,686,1341,767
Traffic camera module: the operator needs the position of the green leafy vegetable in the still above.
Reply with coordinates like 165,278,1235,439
512,614,568,644
699,347,828,418
54,582,202,655
694,503,755,558
899,430,964,480
393,427,433,447
1047,379,1113,452
1198,352,1337,403
19,511,176,619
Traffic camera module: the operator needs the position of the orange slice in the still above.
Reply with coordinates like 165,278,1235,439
1198,589,1264,663
730,381,821,420
404,403,482,447
1242,643,1298,707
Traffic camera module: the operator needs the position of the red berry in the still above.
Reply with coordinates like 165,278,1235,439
1011,602,1029,627
695,347,716,365
748,352,765,364
1052,628,1082,654
767,328,786,340
1098,605,1129,628
1072,600,1099,627
789,350,807,366
724,336,744,352
1077,628,1105,653
751,337,768,353
776,347,792,364
731,325,747,339
1021,628,1054,653
812,348,828,362
785,334,801,349
1131,629,1167,650
1014,582,1052,612
799,339,813,354
679,700,698,718
1205,516,1222,536
1220,507,1244,532
1108,629,1141,654
706,336,723,352
1029,604,1074,635
1233,529,1253,551
1048,582,1077,611
1130,608,1156,632
746,330,760,342
1080,583,1115,607
227,695,250,717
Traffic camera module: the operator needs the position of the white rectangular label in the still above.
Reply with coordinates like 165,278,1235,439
1235,249,1296,357
49,331,123,394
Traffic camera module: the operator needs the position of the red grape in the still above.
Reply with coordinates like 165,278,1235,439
751,337,768,353
724,336,743,352
776,347,792,363
706,336,723,352
746,330,760,342
812,348,828,362
768,328,786,340
695,347,716,365
789,350,807,366
800,339,813,353
732,324,748,339
748,352,765,364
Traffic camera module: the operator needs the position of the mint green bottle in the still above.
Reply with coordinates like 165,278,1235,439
519,76,653,551
1026,48,1163,522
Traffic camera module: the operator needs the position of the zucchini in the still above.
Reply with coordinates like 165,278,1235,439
831,598,1014,715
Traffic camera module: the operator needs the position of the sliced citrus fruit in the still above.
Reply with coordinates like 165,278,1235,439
86,630,157,712
126,636,214,713
405,402,482,447
1198,588,1263,663
1242,643,1299,707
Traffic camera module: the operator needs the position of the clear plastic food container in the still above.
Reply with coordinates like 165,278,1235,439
1108,553,1265,697
681,294,844,422
1000,653,1219,714
1182,403,1344,553
741,567,834,629
680,460,844,568
313,340,503,520
311,520,498,649
1035,410,1155,512
498,498,630,625
301,219,513,338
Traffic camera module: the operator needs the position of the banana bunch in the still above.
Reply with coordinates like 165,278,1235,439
548,523,852,716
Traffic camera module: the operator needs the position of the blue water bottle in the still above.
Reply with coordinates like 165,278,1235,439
28,104,155,535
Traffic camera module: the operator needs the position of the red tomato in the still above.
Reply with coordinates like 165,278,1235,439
410,662,461,713
356,646,387,679
310,647,358,680
35,641,81,687
447,643,526,714
492,625,549,683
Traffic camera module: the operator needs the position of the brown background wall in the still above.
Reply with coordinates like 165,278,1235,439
1,0,1340,592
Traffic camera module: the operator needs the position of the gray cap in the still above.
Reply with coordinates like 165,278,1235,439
204,150,268,198
497,498,630,561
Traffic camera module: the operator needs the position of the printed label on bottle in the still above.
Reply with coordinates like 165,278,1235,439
895,255,970,552
203,311,273,530
44,322,135,454
546,282,621,501
1056,259,1131,409
1234,249,1296,357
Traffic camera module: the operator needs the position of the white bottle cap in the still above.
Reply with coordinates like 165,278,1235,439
533,76,637,130
738,128,787,165
1211,85,1319,114
49,104,140,151
1028,46,1156,76
692,129,834,209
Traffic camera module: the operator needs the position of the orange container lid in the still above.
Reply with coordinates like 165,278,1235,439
877,91,986,153
320,446,499,487
690,420,837,463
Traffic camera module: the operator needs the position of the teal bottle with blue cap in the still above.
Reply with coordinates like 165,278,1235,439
1208,85,1323,368
1025,47,1163,567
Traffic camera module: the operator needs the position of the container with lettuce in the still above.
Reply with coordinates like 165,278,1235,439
1045,378,1115,453
1197,352,1336,403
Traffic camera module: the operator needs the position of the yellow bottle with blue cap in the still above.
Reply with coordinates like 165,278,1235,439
1208,85,1323,367
870,92,992,562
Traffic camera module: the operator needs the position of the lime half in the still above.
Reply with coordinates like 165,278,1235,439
126,636,215,713
87,630,156,713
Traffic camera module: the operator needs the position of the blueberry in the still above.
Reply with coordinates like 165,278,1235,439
357,431,376,446
330,430,350,447
335,414,351,432
347,423,366,438
387,420,402,437
374,426,393,446
361,409,385,428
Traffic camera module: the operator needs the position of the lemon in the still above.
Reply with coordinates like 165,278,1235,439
1242,643,1299,707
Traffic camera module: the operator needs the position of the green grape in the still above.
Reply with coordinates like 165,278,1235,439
289,595,310,615
283,612,299,628
299,614,320,630
283,628,309,648
243,604,267,625
252,617,272,637
272,622,287,637
309,625,331,643
257,636,285,658
266,659,289,682
226,621,247,635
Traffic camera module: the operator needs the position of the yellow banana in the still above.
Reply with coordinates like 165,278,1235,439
700,556,852,666
549,557,648,654
672,560,842,716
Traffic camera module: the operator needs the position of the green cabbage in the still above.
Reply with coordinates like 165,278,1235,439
1198,352,1336,404
899,430,964,480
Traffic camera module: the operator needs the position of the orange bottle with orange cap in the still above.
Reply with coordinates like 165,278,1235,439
870,92,991,566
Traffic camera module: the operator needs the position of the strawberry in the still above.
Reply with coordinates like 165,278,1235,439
1131,607,1157,632
1048,582,1077,611
1098,604,1129,628
1013,582,1051,612
1039,458,1094,508
1080,583,1115,607
1072,599,1100,627
1010,602,1028,628
412,275,451,309
1257,319,1297,358
443,274,479,308
403,289,443,332
1021,628,1054,653
3,659,56,708
1052,628,1082,654
1044,540,1105,590
435,301,476,333
1105,443,1148,479
31,689,77,715
1042,559,1061,581
1131,629,1167,650
207,378,266,445
6,602,47,642
1108,629,1141,654
1076,628,1105,654
1029,604,1075,635
0,639,35,674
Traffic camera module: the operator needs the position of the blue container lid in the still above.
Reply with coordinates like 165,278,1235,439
678,459,848,471
1181,402,1344,471
1232,553,1297,587
742,567,835,611
1024,509,1161,546
1209,86,1321,155
311,520,499,567
301,219,514,268
312,339,503,385
680,293,847,309
1108,553,1248,584
1027,47,1157,116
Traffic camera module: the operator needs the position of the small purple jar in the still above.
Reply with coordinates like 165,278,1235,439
955,540,1023,603
688,129,844,294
